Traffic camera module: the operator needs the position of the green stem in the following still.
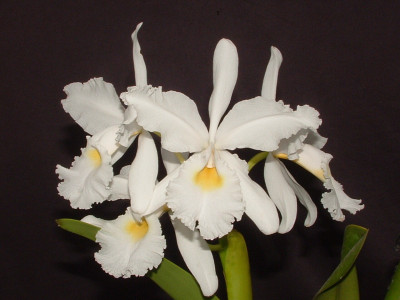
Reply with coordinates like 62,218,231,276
385,262,400,300
248,152,268,172
219,230,252,300
208,242,224,252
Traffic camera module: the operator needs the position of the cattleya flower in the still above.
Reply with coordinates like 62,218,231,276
261,47,364,232
81,209,166,278
55,23,153,209
122,38,322,240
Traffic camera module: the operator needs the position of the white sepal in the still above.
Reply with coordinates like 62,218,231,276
261,46,283,100
275,158,317,227
208,39,238,142
62,78,125,135
171,218,218,297
132,23,147,87
215,97,322,152
129,131,158,215
264,155,297,233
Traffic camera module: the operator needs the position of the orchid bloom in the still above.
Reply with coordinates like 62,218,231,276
122,38,322,240
105,130,219,296
81,209,166,278
55,24,147,209
261,47,364,232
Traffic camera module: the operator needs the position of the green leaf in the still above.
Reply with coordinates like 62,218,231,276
148,258,220,300
313,225,368,300
57,218,220,300
56,218,100,241
219,230,252,300
385,262,400,300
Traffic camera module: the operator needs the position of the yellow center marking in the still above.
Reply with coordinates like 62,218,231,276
125,220,149,241
194,167,224,191
87,148,101,166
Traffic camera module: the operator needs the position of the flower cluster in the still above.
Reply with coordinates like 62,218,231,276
56,23,363,296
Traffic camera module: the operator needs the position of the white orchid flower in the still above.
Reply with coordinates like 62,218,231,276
122,39,322,240
104,132,218,296
81,209,166,278
261,47,363,232
56,23,148,209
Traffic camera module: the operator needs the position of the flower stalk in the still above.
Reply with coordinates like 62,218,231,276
219,230,252,300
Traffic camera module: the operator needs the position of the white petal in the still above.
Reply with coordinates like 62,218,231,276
215,97,321,152
132,23,147,87
261,46,283,100
167,151,244,240
276,160,317,227
122,87,209,152
94,210,166,278
208,39,238,142
322,176,364,221
62,78,125,135
294,145,364,220
171,218,218,296
264,155,297,233
129,131,158,215
56,142,112,209
219,151,279,235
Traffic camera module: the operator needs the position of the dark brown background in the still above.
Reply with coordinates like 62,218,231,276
1,1,399,299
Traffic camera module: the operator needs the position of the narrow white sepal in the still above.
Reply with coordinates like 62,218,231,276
129,131,158,215
171,218,218,297
276,159,317,227
62,78,125,135
264,155,297,233
208,39,238,142
261,46,283,100
132,23,147,87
